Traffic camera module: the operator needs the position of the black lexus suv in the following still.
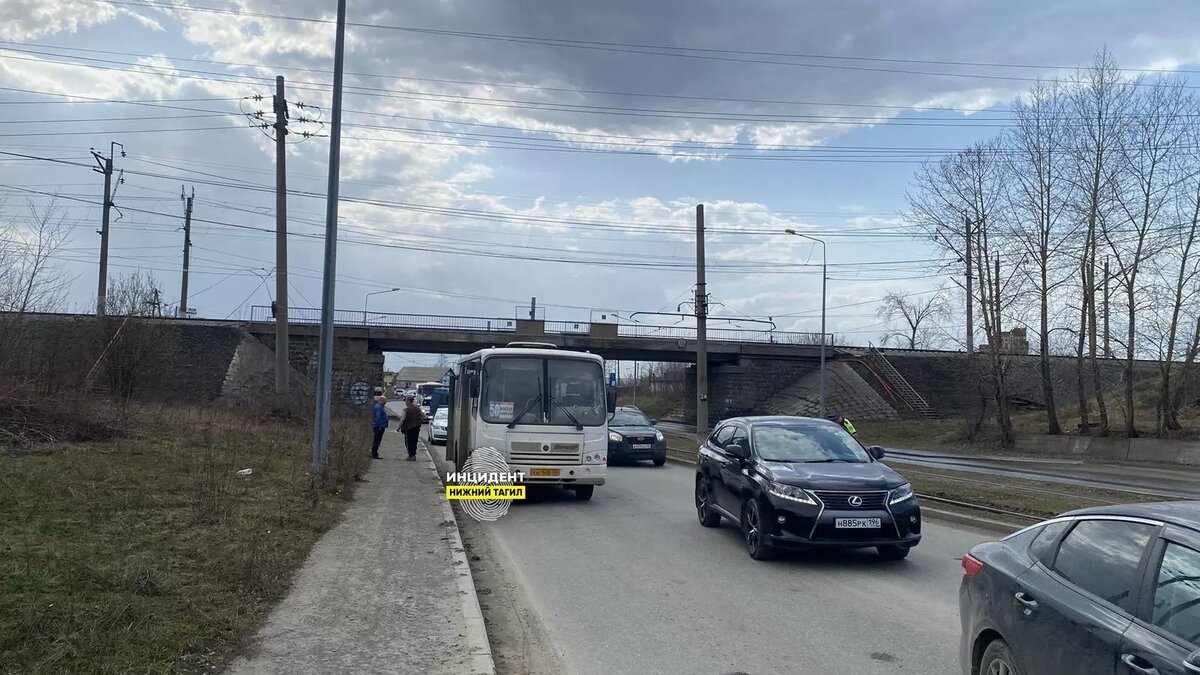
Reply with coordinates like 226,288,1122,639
694,416,921,560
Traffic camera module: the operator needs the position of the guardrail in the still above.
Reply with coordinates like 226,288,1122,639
249,306,834,346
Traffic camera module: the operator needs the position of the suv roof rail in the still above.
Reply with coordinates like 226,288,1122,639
505,341,558,349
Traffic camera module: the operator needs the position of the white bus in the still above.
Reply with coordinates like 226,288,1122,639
446,343,615,500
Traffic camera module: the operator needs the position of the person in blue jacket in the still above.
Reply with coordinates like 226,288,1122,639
371,395,389,459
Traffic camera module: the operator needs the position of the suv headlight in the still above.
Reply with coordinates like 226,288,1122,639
654,429,664,441
608,431,622,442
767,481,817,505
889,483,915,505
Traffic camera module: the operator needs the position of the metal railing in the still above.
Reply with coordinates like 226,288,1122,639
249,306,833,347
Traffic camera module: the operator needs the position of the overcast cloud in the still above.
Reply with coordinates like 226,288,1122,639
4,0,1200,366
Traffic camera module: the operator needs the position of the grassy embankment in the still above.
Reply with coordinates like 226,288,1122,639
0,404,370,674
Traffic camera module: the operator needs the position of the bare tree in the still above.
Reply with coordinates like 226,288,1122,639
1152,101,1200,433
0,198,72,313
1005,79,1078,434
1067,49,1138,436
908,139,1017,446
876,288,950,349
101,272,178,401
1105,77,1191,437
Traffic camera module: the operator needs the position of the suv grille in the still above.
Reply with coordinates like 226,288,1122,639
812,490,888,509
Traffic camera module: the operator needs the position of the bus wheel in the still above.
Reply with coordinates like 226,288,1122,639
573,485,595,501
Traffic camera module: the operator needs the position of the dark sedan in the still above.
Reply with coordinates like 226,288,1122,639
694,416,920,560
607,407,667,466
960,502,1200,675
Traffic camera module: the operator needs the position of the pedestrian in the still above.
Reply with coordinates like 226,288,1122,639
398,395,425,461
371,395,389,459
832,414,859,440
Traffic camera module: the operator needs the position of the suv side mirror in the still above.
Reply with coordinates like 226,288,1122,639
1185,650,1200,673
727,442,749,460
650,419,659,426
867,446,886,460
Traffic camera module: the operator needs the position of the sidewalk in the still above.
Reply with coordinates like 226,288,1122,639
224,427,493,674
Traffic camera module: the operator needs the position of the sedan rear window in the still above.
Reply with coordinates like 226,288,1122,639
1052,519,1155,613
1152,543,1200,647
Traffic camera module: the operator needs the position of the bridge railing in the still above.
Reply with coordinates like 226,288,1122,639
251,305,518,333
250,306,833,346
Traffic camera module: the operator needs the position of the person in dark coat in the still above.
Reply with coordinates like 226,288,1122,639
371,395,389,459
398,395,426,461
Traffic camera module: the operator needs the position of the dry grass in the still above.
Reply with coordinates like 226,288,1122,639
0,404,370,674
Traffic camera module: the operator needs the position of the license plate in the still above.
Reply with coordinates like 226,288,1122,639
529,468,560,477
631,444,652,449
835,517,881,529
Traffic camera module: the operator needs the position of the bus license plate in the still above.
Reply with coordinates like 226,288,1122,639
529,468,560,477
835,517,881,529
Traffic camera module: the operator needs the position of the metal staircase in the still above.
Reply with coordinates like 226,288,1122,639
864,344,938,418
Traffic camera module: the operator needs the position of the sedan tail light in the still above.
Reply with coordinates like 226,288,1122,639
962,553,984,577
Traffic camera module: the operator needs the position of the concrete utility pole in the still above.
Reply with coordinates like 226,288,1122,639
1103,256,1111,358
695,204,708,441
965,214,974,355
91,142,122,315
312,0,348,475
274,75,291,398
529,297,536,320
178,186,193,318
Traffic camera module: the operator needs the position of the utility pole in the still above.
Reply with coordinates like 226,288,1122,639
695,203,708,441
178,186,193,317
274,75,291,398
529,296,536,321
965,214,974,355
994,255,1002,344
312,0,348,476
91,142,122,315
1102,258,1110,357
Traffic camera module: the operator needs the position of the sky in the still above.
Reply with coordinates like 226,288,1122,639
4,0,1200,370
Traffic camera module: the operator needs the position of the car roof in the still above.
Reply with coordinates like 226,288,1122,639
718,415,840,428
1062,501,1200,531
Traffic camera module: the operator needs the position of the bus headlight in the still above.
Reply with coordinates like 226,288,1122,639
584,452,607,465
608,431,623,443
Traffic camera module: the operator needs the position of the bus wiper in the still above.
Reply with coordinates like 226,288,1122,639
550,396,583,431
507,378,543,429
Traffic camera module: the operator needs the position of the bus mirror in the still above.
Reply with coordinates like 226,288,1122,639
606,387,617,413
469,374,480,398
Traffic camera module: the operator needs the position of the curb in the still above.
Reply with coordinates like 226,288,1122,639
421,446,496,675
922,506,1022,535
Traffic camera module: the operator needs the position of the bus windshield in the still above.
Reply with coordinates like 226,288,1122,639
481,356,605,427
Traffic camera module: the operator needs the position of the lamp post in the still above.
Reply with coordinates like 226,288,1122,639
364,287,401,324
784,229,827,417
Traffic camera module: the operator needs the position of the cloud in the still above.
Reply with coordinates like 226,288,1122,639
0,0,117,41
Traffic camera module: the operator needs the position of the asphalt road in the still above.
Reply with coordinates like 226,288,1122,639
657,421,1200,499
477,460,992,675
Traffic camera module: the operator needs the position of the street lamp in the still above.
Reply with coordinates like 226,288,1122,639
364,287,401,324
784,229,827,417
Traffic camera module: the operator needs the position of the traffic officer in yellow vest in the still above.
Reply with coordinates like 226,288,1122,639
832,414,858,440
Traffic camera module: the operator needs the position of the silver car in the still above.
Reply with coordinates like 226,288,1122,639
427,408,449,445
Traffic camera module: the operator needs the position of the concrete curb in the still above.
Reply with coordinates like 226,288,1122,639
421,446,496,675
921,506,1022,535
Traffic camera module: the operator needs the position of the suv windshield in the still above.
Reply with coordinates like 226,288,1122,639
751,424,870,463
611,411,651,427
481,356,605,427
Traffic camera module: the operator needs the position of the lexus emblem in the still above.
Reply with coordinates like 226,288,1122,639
848,495,863,507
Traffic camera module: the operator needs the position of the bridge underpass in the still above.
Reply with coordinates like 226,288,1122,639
246,306,837,425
